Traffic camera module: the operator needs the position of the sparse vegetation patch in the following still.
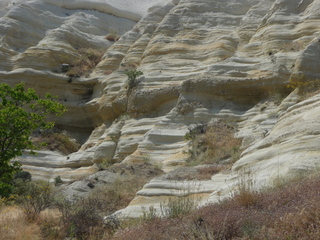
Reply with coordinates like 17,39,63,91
66,48,103,78
160,195,198,219
185,120,242,167
288,73,320,99
32,130,80,155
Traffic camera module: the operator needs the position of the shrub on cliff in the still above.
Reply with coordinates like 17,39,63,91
125,69,143,96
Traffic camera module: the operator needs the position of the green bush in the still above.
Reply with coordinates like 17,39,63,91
15,180,53,222
55,197,104,239
96,158,117,170
54,176,63,186
14,171,32,182
125,69,143,95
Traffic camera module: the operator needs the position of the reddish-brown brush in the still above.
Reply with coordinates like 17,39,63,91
113,174,320,240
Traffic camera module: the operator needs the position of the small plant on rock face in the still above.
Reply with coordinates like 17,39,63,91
54,175,63,186
125,69,143,95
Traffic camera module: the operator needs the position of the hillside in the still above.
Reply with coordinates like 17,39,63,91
1,0,320,218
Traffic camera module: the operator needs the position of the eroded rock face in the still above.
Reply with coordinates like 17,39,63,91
3,0,320,217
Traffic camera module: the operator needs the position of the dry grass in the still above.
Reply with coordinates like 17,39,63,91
3,170,320,239
89,175,150,214
66,48,103,77
0,207,63,240
49,173,158,239
186,120,242,167
0,162,162,240
158,165,227,181
49,163,161,239
113,173,320,240
32,131,80,155
0,206,42,240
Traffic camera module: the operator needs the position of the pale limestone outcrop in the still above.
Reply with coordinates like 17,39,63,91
2,0,320,218
58,170,118,200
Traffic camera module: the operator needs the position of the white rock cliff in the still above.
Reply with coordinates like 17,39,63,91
2,0,320,217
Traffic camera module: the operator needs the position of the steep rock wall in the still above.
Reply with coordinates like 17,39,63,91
1,0,320,217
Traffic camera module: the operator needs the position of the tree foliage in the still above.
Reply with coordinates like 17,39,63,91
0,82,66,197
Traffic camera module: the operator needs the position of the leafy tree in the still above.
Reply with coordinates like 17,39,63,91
0,82,66,197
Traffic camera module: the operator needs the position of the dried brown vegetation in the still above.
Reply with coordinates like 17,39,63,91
113,174,320,240
48,164,162,239
0,206,42,240
0,162,162,240
2,169,320,239
185,120,242,168
32,131,81,155
66,48,103,77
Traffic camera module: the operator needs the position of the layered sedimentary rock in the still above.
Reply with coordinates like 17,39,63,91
2,0,320,217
